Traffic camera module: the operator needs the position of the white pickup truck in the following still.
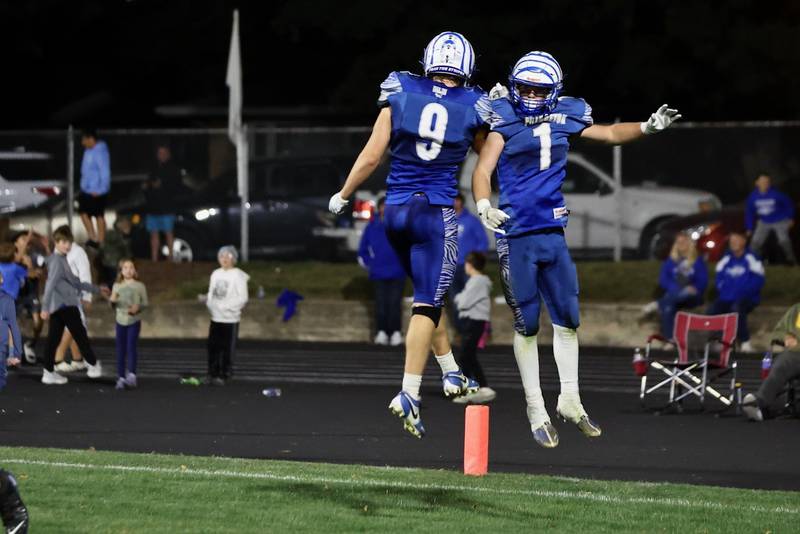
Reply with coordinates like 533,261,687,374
0,149,64,214
458,151,721,258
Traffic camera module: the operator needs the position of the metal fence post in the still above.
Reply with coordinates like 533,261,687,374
239,124,250,262
67,125,74,230
613,118,622,262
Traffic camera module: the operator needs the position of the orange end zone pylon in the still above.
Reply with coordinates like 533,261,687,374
464,405,489,476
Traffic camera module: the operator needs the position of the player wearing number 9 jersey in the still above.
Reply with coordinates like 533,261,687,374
329,32,491,439
473,51,681,448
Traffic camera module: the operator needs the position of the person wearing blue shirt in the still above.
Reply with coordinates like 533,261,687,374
473,51,681,448
329,32,491,438
448,193,489,329
358,198,407,347
657,233,708,339
0,243,27,301
706,231,765,352
79,128,111,247
745,174,796,265
0,274,23,391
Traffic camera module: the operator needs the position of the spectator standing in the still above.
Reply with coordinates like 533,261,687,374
0,243,27,362
706,231,765,352
13,231,47,361
742,302,800,421
206,246,249,385
745,174,796,264
357,197,406,346
78,128,111,247
99,216,133,287
0,272,22,391
452,252,496,404
143,144,182,261
449,193,489,315
110,259,147,390
53,232,93,373
40,226,108,385
657,232,708,339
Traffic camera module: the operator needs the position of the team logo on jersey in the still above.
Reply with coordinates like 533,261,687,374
432,86,448,98
524,113,567,126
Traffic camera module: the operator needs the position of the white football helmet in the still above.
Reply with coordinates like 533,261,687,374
509,51,563,115
422,31,475,81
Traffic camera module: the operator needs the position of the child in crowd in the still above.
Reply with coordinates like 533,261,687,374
0,242,27,368
656,232,707,340
452,252,496,404
110,259,148,390
206,246,249,386
0,272,22,391
13,230,48,362
40,226,109,385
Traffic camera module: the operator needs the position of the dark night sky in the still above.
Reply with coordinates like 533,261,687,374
2,0,800,128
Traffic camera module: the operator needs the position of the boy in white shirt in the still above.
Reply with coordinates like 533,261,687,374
206,246,249,385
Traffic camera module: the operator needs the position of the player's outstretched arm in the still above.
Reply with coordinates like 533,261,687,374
472,132,510,233
329,107,392,214
581,104,681,145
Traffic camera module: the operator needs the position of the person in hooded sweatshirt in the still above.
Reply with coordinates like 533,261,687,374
707,231,765,353
205,245,249,385
745,173,796,265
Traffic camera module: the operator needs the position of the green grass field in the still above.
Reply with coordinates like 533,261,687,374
1,446,796,533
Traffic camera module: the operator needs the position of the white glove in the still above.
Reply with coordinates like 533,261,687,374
476,198,510,234
641,104,682,135
489,83,509,101
328,192,349,215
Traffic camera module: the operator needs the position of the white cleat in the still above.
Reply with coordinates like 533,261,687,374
388,391,425,438
442,371,479,398
556,394,602,438
527,404,558,448
452,387,497,405
41,369,68,385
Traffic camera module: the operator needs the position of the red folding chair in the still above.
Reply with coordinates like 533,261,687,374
639,311,741,412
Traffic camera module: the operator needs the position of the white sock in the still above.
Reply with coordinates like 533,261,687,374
553,324,579,396
434,351,459,374
402,373,423,400
513,332,548,424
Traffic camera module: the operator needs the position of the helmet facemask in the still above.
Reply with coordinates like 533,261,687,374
509,51,564,116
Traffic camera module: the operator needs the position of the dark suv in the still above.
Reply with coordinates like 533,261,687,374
126,156,348,261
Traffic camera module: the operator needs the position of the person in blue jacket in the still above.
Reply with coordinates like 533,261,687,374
707,231,765,352
657,232,708,339
448,193,489,328
0,272,23,391
79,128,111,247
746,174,796,264
358,197,407,347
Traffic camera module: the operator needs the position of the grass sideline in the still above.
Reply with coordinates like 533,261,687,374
161,260,800,305
1,446,797,533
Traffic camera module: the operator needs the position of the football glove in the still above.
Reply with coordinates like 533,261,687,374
641,104,681,135
477,198,510,234
328,192,349,215
489,83,509,101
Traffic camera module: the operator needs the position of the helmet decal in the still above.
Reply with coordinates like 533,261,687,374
423,31,475,81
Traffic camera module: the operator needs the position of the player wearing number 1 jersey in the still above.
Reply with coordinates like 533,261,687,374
473,51,681,448
329,32,492,438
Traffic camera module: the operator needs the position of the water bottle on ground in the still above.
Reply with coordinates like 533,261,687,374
761,352,772,380
262,388,282,397
632,347,648,377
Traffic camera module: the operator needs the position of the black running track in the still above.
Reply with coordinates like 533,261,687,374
1,340,798,491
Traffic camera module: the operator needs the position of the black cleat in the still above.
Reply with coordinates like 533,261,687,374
0,470,29,534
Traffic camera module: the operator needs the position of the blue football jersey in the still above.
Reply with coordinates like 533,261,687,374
378,71,491,206
490,96,593,236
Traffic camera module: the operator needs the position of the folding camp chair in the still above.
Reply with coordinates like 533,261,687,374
639,311,740,412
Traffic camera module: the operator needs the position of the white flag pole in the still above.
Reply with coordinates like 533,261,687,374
226,9,249,262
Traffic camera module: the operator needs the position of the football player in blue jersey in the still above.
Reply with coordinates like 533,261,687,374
473,51,680,448
329,32,493,438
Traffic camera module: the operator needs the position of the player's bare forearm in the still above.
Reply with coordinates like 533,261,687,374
339,108,391,199
472,132,504,201
580,122,643,145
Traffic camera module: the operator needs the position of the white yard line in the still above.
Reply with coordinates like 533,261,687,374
3,458,797,515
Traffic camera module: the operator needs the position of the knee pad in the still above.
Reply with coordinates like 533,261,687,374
553,324,578,341
412,305,442,327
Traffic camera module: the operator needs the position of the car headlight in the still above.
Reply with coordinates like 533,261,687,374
195,208,218,221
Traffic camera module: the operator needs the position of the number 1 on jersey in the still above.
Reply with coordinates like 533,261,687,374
533,123,551,170
416,103,449,161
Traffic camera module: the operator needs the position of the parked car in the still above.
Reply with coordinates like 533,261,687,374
123,156,349,261
0,149,64,214
457,151,721,258
655,203,800,263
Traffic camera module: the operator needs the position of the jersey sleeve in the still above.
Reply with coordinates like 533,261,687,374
472,92,493,127
487,97,520,140
377,71,403,108
561,97,593,134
